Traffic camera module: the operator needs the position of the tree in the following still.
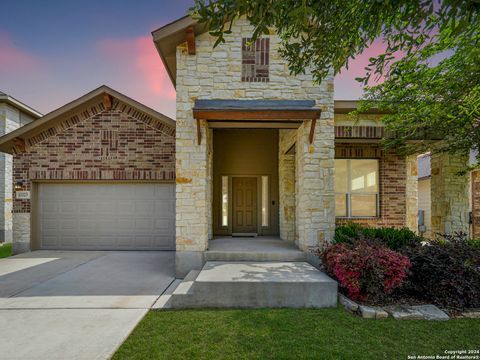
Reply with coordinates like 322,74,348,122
191,0,480,162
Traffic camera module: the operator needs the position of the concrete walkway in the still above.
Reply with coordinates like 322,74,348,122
0,250,174,360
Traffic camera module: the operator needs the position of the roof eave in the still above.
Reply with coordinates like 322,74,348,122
0,95,43,119
0,85,175,154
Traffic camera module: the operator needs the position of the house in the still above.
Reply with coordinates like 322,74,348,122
0,15,473,279
0,92,42,243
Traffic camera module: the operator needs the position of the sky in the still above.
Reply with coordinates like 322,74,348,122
0,0,380,119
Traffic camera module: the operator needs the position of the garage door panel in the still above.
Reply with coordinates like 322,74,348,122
116,201,134,214
155,201,174,213
134,235,153,247
60,236,78,247
135,186,156,200
153,236,174,248
135,201,155,215
42,235,59,247
37,183,175,250
154,184,174,199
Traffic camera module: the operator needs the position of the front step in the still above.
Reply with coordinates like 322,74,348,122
205,239,307,262
160,262,338,309
205,250,307,262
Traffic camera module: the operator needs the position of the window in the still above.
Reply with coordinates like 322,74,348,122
221,176,228,226
261,176,269,227
335,159,379,217
242,38,269,82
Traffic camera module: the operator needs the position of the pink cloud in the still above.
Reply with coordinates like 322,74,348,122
98,36,175,100
336,40,387,86
0,33,39,71
335,40,405,99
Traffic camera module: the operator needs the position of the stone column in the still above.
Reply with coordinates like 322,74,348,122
431,152,469,235
405,154,419,232
295,114,335,253
175,51,213,277
279,130,296,242
471,170,480,238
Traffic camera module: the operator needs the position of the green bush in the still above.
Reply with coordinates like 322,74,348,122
334,223,421,250
0,242,12,258
468,238,480,249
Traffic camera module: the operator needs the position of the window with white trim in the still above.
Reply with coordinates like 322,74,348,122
335,159,379,217
261,176,269,227
221,176,228,226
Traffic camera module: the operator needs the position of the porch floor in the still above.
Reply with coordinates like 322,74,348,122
206,237,307,262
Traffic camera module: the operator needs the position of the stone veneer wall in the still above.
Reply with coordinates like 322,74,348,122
175,17,334,262
11,108,175,253
430,152,469,235
278,129,296,242
335,143,407,228
471,170,480,238
296,122,336,251
405,154,419,232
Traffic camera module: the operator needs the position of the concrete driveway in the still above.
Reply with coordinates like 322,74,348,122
0,251,175,360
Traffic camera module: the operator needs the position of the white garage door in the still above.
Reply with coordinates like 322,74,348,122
37,183,175,250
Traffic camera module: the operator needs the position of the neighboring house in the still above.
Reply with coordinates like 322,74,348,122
0,92,42,243
0,15,472,277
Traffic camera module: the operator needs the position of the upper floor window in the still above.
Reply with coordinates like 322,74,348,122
335,159,379,218
242,38,269,82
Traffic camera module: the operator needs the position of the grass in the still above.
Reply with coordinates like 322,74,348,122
113,307,480,360
0,243,12,258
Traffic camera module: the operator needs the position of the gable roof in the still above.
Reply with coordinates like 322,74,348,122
152,15,208,87
0,85,175,154
0,91,43,118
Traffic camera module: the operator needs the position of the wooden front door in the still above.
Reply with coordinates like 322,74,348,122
232,177,258,233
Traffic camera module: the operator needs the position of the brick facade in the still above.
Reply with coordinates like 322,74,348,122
11,102,175,253
335,143,407,228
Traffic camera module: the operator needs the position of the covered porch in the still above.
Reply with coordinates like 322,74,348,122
193,99,328,252
174,99,336,277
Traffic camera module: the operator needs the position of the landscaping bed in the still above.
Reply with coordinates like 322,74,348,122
112,308,480,360
320,224,480,317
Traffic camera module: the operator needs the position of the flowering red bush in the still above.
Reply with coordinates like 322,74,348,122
321,241,411,302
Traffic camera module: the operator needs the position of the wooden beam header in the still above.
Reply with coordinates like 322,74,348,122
193,109,321,121
186,26,196,55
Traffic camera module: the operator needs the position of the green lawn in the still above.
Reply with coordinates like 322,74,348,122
113,307,479,360
0,243,12,258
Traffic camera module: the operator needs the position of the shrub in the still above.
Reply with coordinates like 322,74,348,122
401,236,480,309
0,242,12,259
335,223,421,250
320,241,411,302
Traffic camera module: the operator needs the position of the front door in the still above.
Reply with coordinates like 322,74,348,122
232,177,257,234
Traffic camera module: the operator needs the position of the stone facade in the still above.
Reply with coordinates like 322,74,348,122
335,143,407,228
405,154,419,232
296,121,336,251
175,17,335,267
0,103,36,243
471,170,480,238
278,129,296,242
430,151,469,235
11,102,175,253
